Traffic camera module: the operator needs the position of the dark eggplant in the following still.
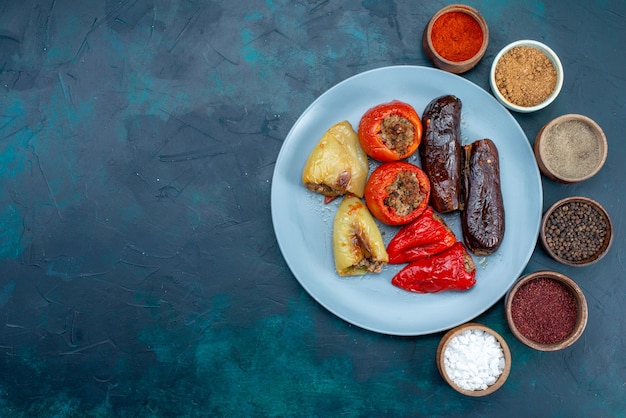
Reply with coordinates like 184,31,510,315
419,95,463,213
461,138,505,255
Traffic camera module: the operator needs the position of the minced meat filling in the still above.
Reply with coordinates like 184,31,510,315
304,171,351,196
384,171,424,216
355,258,386,273
379,114,415,156
463,253,476,273
305,182,341,196
352,229,385,273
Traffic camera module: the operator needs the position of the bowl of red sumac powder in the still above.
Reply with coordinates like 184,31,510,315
505,271,588,351
422,4,489,74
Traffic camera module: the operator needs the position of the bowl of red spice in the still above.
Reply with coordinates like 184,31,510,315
422,4,489,74
505,271,588,351
534,114,608,184
490,40,564,112
540,196,613,267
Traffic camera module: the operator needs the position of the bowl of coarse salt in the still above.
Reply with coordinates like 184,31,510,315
436,323,511,396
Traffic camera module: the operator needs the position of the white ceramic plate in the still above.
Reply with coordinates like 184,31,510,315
271,66,542,336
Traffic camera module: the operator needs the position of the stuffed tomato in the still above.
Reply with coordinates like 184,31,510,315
364,161,430,226
358,100,422,162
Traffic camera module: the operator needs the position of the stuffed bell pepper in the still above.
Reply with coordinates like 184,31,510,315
302,121,369,200
333,196,388,276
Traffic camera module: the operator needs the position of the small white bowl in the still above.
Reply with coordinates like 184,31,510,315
490,40,564,113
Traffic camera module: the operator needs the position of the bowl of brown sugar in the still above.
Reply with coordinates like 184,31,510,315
505,271,588,351
490,40,563,112
534,114,608,183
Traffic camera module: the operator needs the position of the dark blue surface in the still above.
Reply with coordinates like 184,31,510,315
0,0,624,416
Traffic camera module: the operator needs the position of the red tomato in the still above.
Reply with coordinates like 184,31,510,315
364,162,431,226
358,100,422,162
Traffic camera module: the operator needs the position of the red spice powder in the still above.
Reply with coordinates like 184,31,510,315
511,277,578,345
431,11,483,62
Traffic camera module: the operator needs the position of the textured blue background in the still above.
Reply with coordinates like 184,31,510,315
0,0,624,416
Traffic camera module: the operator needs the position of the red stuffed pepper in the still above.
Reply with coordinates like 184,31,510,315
391,242,476,293
386,206,457,264
358,100,422,162
364,161,430,226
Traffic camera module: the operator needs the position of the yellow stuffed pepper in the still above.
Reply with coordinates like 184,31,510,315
302,121,369,199
333,196,388,276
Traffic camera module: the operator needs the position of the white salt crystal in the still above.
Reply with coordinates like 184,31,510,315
443,329,505,391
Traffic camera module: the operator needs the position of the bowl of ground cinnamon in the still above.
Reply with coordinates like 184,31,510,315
490,40,563,112
422,4,489,74
505,271,588,352
534,114,608,183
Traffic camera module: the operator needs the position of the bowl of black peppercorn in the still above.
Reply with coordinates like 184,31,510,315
540,196,613,266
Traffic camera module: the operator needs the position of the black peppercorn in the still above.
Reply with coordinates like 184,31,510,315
543,200,610,264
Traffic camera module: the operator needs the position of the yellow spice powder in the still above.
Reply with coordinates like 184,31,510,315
495,46,557,107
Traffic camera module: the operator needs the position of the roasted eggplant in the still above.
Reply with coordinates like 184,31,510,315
419,95,463,213
333,196,388,276
461,138,505,255
302,121,369,198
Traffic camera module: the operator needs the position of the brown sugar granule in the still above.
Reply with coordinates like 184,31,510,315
495,46,557,107
511,277,578,345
